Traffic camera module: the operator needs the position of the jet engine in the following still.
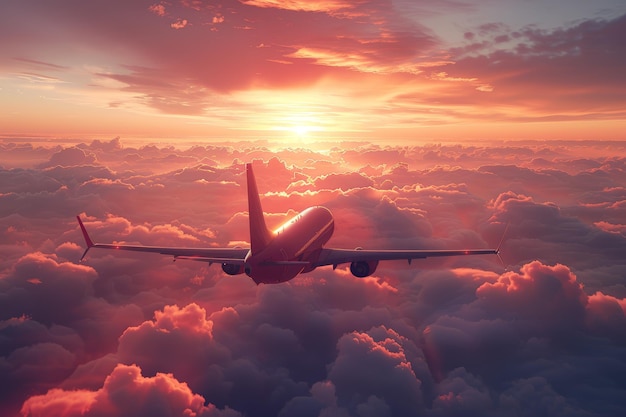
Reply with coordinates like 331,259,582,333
349,260,379,278
222,263,244,275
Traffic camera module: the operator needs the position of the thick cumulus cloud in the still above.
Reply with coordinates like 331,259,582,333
21,363,241,417
1,138,625,416
421,262,626,416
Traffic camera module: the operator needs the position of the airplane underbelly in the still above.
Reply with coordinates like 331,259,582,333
247,263,304,284
245,248,304,284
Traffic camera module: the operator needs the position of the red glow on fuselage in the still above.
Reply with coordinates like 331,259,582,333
244,206,334,284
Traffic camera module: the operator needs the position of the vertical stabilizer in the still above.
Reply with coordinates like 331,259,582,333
246,163,272,254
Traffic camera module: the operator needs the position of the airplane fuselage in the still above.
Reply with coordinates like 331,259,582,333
244,206,334,284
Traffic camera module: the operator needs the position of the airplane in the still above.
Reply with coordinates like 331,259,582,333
77,163,500,284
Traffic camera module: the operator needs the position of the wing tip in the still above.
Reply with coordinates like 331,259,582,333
76,216,95,261
76,216,94,248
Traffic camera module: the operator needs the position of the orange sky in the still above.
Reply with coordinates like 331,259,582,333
1,1,625,143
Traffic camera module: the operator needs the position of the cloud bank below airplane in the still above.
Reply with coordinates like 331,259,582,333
1,139,625,416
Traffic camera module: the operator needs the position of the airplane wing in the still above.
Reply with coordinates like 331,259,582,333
314,247,498,268
314,222,507,269
77,216,249,264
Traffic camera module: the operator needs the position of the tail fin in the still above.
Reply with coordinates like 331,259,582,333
246,163,272,254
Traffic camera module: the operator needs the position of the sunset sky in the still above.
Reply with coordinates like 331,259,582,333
1,0,625,143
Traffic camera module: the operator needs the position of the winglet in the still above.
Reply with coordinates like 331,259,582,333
496,222,510,268
76,216,94,261
496,222,509,254
246,163,272,254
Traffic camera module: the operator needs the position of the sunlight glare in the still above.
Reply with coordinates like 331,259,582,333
273,112,325,145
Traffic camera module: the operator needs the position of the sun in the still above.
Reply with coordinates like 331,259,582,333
271,112,325,145
291,124,312,137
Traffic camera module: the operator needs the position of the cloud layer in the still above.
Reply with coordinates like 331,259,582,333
1,139,626,416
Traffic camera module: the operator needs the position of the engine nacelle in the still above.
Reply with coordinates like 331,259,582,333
349,260,379,278
222,263,244,276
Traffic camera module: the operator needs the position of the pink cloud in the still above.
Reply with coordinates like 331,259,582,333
3,252,97,324
21,363,241,417
148,3,167,17
2,140,626,416
171,18,189,29
327,326,425,415
311,172,374,191
594,221,626,236
149,303,213,334
476,261,588,326
21,388,98,417
117,303,229,390
39,148,97,168
181,0,204,12
241,0,360,14
585,291,626,343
